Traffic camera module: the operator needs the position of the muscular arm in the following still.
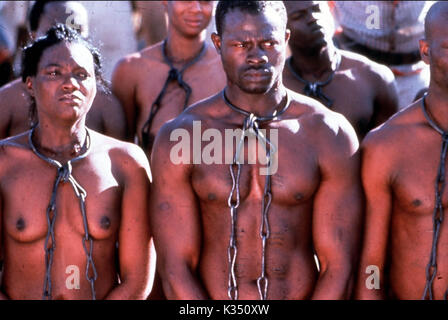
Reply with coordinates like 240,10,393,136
311,114,363,300
149,121,209,299
371,64,399,128
111,58,138,142
355,134,393,299
104,145,154,300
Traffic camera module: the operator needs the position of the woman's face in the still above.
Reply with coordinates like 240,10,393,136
26,41,97,125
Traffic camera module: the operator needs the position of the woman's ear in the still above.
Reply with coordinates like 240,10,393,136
25,76,35,97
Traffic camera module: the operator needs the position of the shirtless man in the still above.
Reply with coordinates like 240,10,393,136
150,1,362,300
0,1,126,140
356,2,448,300
282,1,398,140
112,0,226,151
0,24,153,300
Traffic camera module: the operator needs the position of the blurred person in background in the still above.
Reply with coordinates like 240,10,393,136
332,1,435,109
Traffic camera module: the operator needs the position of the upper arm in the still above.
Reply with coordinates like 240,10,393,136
111,58,138,141
149,122,202,275
100,92,127,140
355,133,394,298
312,114,363,272
0,89,12,139
371,64,399,127
117,144,153,297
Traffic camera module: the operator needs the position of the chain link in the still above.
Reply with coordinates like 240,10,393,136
28,127,97,300
421,94,448,300
223,90,290,300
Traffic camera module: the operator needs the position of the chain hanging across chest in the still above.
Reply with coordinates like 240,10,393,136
421,94,448,300
223,90,291,300
140,39,207,149
28,128,98,300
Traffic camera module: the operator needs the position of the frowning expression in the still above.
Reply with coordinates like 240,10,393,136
212,8,289,94
26,41,96,124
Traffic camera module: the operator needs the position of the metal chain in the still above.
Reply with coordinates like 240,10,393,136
421,94,448,300
223,90,290,300
141,39,207,149
286,51,341,108
28,127,98,300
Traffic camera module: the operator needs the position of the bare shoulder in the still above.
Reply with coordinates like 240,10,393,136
112,42,163,76
0,79,26,108
340,49,395,84
0,131,31,171
89,130,149,173
288,90,359,154
363,100,422,153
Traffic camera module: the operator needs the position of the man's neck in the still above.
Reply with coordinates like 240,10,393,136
32,120,88,161
224,83,288,118
290,43,338,81
424,84,448,132
165,27,206,64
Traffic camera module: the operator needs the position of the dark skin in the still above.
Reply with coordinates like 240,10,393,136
0,1,126,140
112,0,226,149
283,1,399,140
0,41,153,300
150,7,362,300
356,2,448,300
0,79,126,140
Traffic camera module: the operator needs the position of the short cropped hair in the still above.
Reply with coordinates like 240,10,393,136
215,0,287,35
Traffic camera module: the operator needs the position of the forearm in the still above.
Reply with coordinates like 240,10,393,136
311,264,354,300
104,280,150,300
162,267,209,300
355,262,386,300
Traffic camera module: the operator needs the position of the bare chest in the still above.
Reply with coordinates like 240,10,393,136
1,155,122,243
190,126,320,207
284,70,375,136
135,62,225,136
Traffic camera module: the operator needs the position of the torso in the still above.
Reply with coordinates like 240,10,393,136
177,92,342,299
283,52,377,139
0,130,128,299
373,102,448,299
132,42,227,149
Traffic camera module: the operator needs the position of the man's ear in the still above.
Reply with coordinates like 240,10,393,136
211,32,222,54
419,39,430,65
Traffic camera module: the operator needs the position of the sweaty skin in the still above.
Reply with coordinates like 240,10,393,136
0,39,152,300
112,1,226,150
356,2,448,300
150,6,362,300
0,130,152,300
283,1,398,140
0,79,126,140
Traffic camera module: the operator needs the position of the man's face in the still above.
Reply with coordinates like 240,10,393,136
26,41,97,124
284,1,333,53
422,18,448,90
35,2,89,38
166,1,214,38
212,8,289,94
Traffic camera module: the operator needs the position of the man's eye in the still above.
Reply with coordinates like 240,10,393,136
263,42,275,48
47,71,59,76
234,43,245,48
77,72,88,79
